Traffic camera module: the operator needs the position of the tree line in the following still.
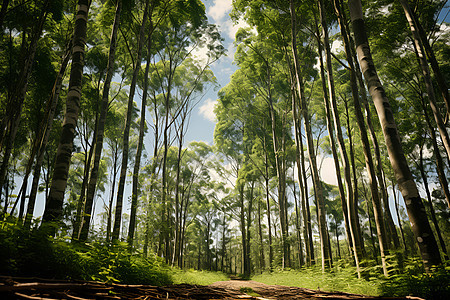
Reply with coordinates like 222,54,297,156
0,0,449,279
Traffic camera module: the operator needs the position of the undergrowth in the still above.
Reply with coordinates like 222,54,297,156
0,218,171,285
252,258,450,299
171,269,229,285
252,262,383,296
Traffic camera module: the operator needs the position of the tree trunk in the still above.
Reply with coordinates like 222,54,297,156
257,197,265,271
343,96,366,259
112,0,150,242
420,97,450,207
400,0,450,166
128,4,153,248
333,0,366,274
41,0,90,228
316,0,353,261
290,0,330,271
264,145,274,270
293,178,304,267
23,42,71,230
77,0,122,242
392,181,408,255
348,0,442,272
292,91,312,267
418,140,448,260
409,4,450,122
72,129,96,240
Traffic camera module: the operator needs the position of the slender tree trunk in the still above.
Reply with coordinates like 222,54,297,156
348,0,442,272
239,183,250,277
264,146,274,270
343,97,366,258
351,32,400,250
299,114,315,265
392,181,408,255
420,98,450,207
362,181,379,264
333,0,366,274
72,130,96,240
246,181,254,275
41,0,90,228
257,197,265,271
128,6,153,248
400,0,450,165
78,0,122,242
172,114,186,265
292,92,311,267
112,0,150,242
342,0,390,276
268,91,289,268
24,42,71,229
293,179,304,267
290,0,330,271
408,3,450,122
418,141,448,260
316,0,353,260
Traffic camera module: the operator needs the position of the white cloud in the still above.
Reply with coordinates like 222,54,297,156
199,98,217,122
207,0,232,23
319,156,338,186
223,18,251,40
331,39,343,53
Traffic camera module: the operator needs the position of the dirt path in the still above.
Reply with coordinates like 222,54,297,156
0,276,424,299
209,280,424,300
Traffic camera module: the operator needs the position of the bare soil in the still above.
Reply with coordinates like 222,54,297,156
0,276,424,299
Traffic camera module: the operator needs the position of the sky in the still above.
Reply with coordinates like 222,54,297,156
183,0,340,186
26,0,450,223
183,0,239,145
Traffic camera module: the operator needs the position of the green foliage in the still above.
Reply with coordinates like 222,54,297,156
0,219,171,285
251,263,384,296
171,269,229,285
380,259,450,299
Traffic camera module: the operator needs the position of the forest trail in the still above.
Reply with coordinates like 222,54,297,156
0,276,425,299
209,280,423,299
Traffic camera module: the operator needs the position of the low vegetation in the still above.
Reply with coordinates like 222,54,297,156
1,217,449,300
171,269,229,285
0,219,171,285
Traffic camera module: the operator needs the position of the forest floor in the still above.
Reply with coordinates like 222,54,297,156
0,276,424,299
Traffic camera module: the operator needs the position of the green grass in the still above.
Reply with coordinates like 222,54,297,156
171,269,229,285
251,266,383,296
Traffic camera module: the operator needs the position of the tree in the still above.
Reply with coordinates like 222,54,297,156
347,0,441,272
42,0,91,229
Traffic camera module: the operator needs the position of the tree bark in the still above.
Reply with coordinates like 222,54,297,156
317,0,353,261
42,0,90,228
400,0,450,164
128,3,154,248
348,0,442,272
112,0,150,242
418,140,448,260
409,4,450,121
23,41,71,230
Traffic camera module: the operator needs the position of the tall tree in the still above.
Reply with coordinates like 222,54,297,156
347,0,442,272
77,0,123,242
290,0,331,271
41,0,91,228
112,0,150,241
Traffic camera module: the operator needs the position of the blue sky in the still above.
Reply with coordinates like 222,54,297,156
183,0,241,145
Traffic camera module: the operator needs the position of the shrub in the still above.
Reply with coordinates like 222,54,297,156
0,219,172,286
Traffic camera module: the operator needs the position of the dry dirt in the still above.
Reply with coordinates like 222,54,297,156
0,276,424,299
